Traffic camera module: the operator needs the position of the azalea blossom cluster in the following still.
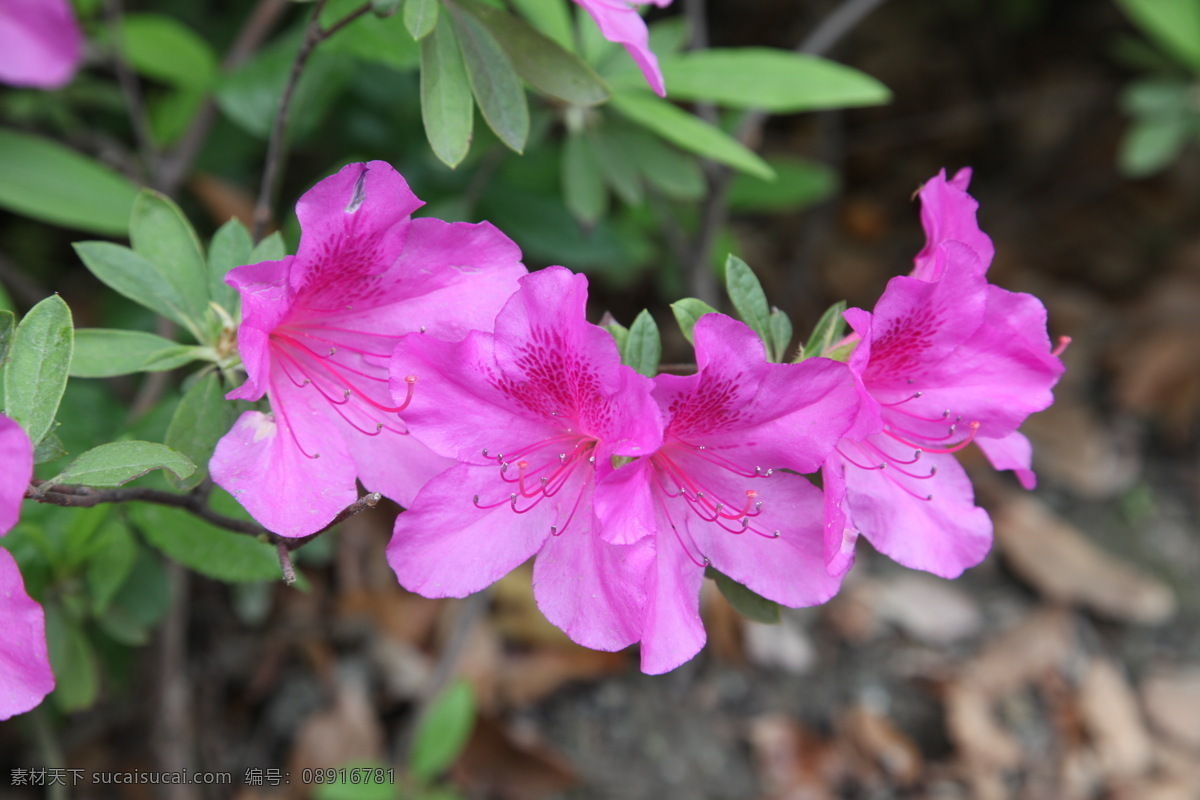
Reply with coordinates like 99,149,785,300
204,161,1064,674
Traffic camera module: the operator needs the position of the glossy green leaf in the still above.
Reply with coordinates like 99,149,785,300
406,0,439,39
130,189,211,327
767,306,793,364
45,605,99,712
623,309,661,378
164,372,236,490
410,681,477,781
799,300,847,362
724,255,770,353
208,218,254,311
562,132,607,224
706,566,781,624
0,130,138,235
56,441,195,488
249,231,288,263
421,13,475,168
71,329,198,378
459,0,609,106
129,503,282,583
448,4,529,153
1116,0,1200,72
4,295,73,445
73,242,193,332
670,297,718,346
118,13,218,90
610,90,774,180
508,0,573,49
654,48,891,112
729,157,837,212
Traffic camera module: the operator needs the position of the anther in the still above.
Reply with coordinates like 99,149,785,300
1052,335,1071,357
771,530,781,538
419,326,426,333
482,448,489,457
558,453,567,463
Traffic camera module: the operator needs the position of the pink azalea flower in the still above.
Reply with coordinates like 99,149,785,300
573,0,672,96
387,267,664,657
0,413,54,720
595,314,858,673
0,0,83,89
211,161,527,536
821,170,1065,579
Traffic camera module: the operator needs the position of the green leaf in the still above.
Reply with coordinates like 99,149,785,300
600,313,629,353
458,0,609,106
653,48,891,112
108,544,172,629
149,86,208,147
670,297,718,346
0,310,13,367
610,90,774,180
164,373,236,491
706,566,781,624
623,310,661,378
729,157,837,212
562,132,607,225
767,306,793,364
410,680,477,781
118,13,218,91
86,520,137,614
130,190,211,328
0,130,138,236
588,127,642,204
406,0,439,39
129,503,283,583
1119,115,1192,177
73,242,193,332
208,218,254,311
249,231,288,263
724,255,771,352
4,295,73,445
508,0,573,49
45,604,99,712
421,13,475,168
1115,0,1200,72
32,433,67,465
799,300,847,362
447,4,530,154
619,126,705,201
56,441,195,488
321,0,421,70
96,603,152,646
71,329,199,378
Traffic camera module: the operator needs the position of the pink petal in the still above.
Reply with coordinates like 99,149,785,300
593,457,657,545
533,519,654,651
639,514,706,674
0,0,81,90
225,257,294,402
289,162,423,301
0,548,53,720
331,414,454,508
977,431,1037,490
210,404,357,537
839,438,992,578
0,414,33,536
573,0,666,96
911,168,994,282
820,458,859,577
387,463,557,597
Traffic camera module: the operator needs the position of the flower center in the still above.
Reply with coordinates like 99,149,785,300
473,435,598,536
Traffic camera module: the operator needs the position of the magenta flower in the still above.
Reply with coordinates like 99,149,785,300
573,0,672,96
821,171,1065,579
0,0,82,89
211,161,527,536
0,413,54,720
387,267,664,657
594,314,858,673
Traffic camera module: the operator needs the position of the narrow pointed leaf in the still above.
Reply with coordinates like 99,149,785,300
562,132,607,225
724,255,771,351
670,297,718,346
129,503,281,583
799,300,847,362
4,295,73,445
508,0,572,49
767,306,793,364
588,127,642,204
130,190,211,326
0,310,13,367
623,309,661,378
249,231,287,263
73,242,193,332
447,3,529,154
410,681,477,781
56,441,195,488
611,89,774,180
208,218,254,311
164,372,236,490
421,13,475,168
71,329,199,378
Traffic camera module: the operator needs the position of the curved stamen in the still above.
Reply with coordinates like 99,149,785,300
884,421,980,454
881,390,923,407
1052,336,1071,357
275,334,411,413
863,440,921,465
273,401,320,460
835,445,884,471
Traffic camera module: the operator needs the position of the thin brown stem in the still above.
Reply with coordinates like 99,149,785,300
251,1,373,241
